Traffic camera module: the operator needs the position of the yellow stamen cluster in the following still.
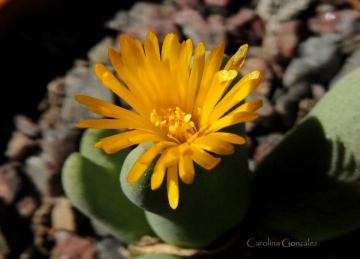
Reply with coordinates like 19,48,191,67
150,107,197,143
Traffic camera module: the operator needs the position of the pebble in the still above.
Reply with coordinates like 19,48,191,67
174,0,202,9
282,34,343,87
174,9,210,47
24,156,51,197
96,237,128,259
308,9,360,36
13,114,41,138
51,231,97,259
15,196,38,219
51,197,77,232
0,163,21,206
4,131,39,161
59,65,114,127
87,37,114,65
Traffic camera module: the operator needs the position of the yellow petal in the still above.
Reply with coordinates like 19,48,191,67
96,131,168,154
75,95,159,133
190,144,221,170
207,132,246,144
127,161,149,183
193,42,225,119
94,64,149,117
224,44,248,71
138,141,177,164
186,42,205,113
151,149,170,190
208,71,261,123
164,146,180,167
167,165,179,209
178,142,194,156
198,70,237,127
230,99,263,114
178,41,190,107
76,119,137,130
206,111,259,134
185,39,193,65
179,155,194,184
145,31,160,60
193,135,234,155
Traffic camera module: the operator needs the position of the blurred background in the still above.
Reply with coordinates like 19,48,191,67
0,0,360,258
0,0,137,165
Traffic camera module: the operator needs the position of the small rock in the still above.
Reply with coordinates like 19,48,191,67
32,198,56,255
274,83,312,129
174,0,202,9
207,14,228,47
295,98,317,124
253,133,284,163
283,34,343,87
128,2,177,27
0,228,9,259
204,0,233,8
253,141,275,163
104,10,129,32
240,57,275,97
4,131,39,161
226,8,256,34
15,196,38,218
262,35,281,62
226,8,264,45
311,84,327,100
13,114,41,138
0,163,22,206
46,77,66,109
51,197,76,232
60,65,114,127
87,37,114,65
51,231,96,259
308,9,360,36
96,237,128,259
121,21,181,45
174,9,209,47
40,127,82,174
277,20,306,60
25,156,51,196
263,20,306,63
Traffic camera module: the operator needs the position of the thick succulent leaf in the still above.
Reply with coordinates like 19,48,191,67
62,129,154,243
252,67,360,241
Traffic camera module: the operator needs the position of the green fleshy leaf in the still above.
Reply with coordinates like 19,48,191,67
62,129,154,243
252,67,360,241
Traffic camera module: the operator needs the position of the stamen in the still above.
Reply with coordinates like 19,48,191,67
151,107,197,143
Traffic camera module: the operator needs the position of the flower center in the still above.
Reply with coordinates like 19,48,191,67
150,107,197,143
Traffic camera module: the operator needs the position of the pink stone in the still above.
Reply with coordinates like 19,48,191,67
205,0,233,8
175,0,202,9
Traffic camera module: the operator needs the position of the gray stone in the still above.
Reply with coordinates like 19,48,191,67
87,37,114,65
4,131,39,161
96,237,128,259
13,114,41,138
60,65,115,128
51,197,76,232
283,34,343,87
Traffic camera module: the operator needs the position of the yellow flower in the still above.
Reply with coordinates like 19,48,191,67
75,31,262,209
